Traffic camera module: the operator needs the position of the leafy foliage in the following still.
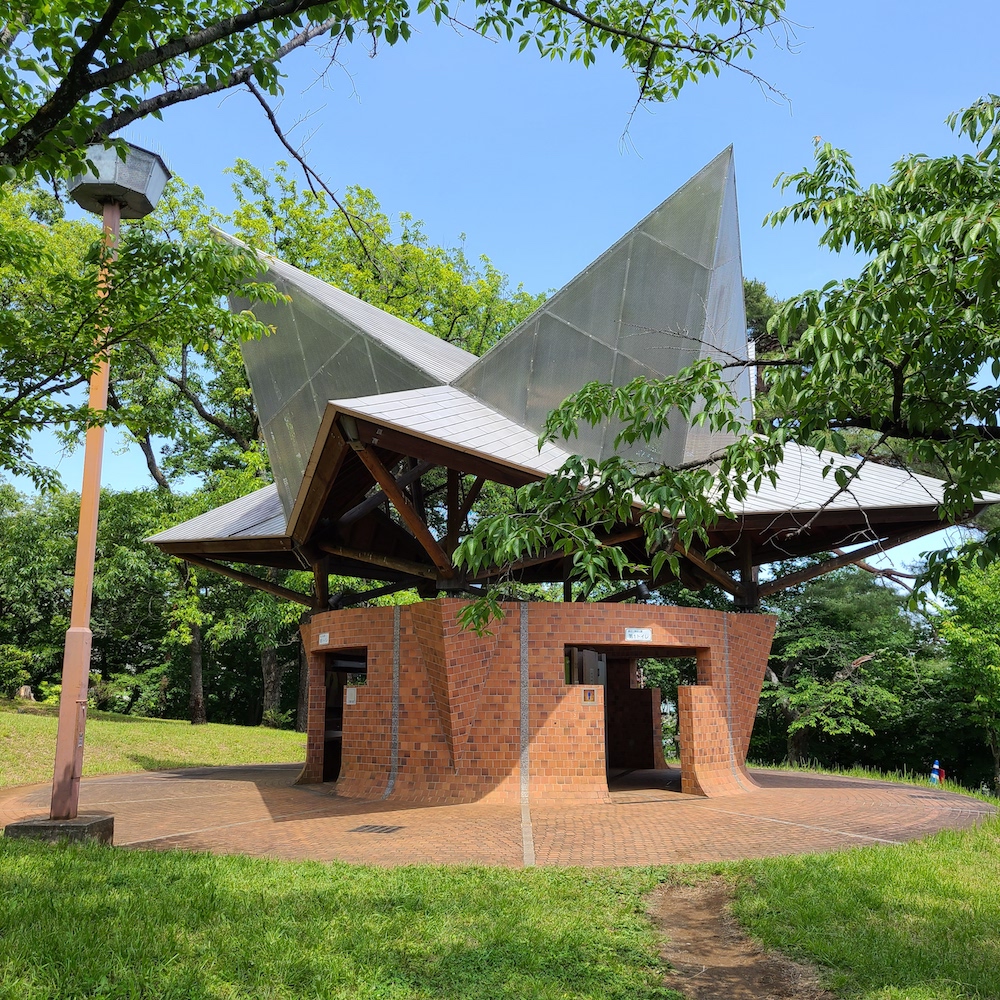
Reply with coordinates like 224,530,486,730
939,561,1000,790
763,97,1000,537
461,96,1000,622
0,1,788,182
0,181,275,488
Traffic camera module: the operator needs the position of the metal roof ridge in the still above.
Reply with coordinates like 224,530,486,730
211,227,477,377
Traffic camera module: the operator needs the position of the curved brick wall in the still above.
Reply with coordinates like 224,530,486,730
300,599,776,803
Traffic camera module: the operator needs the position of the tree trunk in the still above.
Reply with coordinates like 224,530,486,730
261,645,286,725
189,619,207,725
786,726,809,766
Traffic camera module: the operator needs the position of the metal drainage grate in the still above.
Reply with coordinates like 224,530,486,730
348,824,404,835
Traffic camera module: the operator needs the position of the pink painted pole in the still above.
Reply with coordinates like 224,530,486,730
50,201,121,820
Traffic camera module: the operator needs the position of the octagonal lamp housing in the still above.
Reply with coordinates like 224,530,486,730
67,142,171,220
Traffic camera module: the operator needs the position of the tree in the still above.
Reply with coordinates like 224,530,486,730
0,180,275,488
0,483,179,708
758,564,925,765
939,562,1000,791
762,97,1000,536
0,1,788,183
226,160,546,356
98,164,544,722
456,96,1000,623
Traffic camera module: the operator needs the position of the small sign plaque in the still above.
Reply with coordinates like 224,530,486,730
624,627,653,642
318,632,330,646
345,687,357,705
582,688,596,703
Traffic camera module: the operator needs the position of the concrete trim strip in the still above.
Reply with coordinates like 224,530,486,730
383,605,401,800
701,806,904,845
519,601,535,867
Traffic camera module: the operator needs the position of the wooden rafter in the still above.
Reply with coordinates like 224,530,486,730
317,542,437,581
471,527,645,583
337,459,434,527
182,555,313,607
671,540,744,598
340,420,455,578
757,523,944,598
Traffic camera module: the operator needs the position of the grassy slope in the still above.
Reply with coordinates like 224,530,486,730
0,843,677,1000
0,701,305,789
728,816,1000,1000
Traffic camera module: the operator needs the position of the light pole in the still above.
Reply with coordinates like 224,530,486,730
48,143,170,827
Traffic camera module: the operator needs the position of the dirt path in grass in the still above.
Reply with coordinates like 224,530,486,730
651,880,835,1000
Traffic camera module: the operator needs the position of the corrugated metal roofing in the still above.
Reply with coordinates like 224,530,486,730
146,484,287,543
733,441,1000,516
331,385,572,477
146,407,1000,549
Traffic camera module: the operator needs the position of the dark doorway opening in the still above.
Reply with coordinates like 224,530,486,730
566,645,700,793
324,650,367,782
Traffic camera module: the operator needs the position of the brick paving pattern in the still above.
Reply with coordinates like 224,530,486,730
2,765,992,867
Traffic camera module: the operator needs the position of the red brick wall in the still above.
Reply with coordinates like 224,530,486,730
303,600,776,803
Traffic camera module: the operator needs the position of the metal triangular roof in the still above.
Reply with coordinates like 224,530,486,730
219,231,477,515
453,148,751,466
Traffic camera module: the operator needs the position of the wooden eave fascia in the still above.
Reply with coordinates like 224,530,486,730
153,535,294,556
286,404,350,544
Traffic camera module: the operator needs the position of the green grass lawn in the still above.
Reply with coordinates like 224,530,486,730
727,815,1000,1000
4,712,999,999
3,820,1000,999
0,700,305,789
0,842,678,1000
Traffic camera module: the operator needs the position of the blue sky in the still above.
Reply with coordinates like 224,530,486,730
25,0,1000,567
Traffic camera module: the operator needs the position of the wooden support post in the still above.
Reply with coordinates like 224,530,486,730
735,538,759,610
312,557,330,612
444,469,461,556
409,457,427,522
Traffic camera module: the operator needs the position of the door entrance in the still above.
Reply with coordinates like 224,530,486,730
323,651,367,782
565,645,667,774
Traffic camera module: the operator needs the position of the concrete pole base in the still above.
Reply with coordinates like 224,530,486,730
4,813,113,845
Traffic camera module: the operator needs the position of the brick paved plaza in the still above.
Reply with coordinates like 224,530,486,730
2,765,992,866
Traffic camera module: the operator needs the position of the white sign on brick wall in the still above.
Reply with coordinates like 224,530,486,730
345,687,357,705
624,627,653,642
318,632,330,646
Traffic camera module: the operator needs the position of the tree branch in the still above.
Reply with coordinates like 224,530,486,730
0,0,338,167
95,15,340,138
243,78,385,276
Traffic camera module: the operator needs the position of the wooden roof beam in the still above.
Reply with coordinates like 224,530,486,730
317,542,437,581
337,459,434,527
671,539,744,599
758,523,945,598
182,555,313,607
339,422,456,579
